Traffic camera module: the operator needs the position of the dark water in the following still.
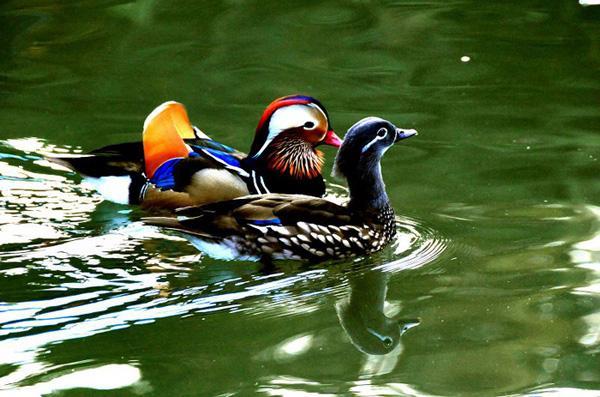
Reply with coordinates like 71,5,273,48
1,1,599,395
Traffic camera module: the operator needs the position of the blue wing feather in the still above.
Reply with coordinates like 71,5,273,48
150,140,244,190
189,140,237,154
249,218,282,226
150,158,182,189
200,148,242,168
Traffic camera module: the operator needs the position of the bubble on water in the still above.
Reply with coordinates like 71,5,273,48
461,55,471,63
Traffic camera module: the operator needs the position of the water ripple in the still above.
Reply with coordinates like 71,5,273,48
0,141,446,372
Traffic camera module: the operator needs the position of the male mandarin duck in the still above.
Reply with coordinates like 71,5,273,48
50,95,341,209
144,117,418,262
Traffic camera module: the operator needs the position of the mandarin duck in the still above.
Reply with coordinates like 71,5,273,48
144,117,418,261
49,95,341,209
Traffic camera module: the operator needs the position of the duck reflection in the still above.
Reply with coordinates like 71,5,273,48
336,268,419,355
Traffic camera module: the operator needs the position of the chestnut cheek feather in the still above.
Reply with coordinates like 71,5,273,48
265,138,324,179
301,127,328,145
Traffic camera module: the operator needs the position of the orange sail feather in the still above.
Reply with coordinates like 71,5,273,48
143,101,193,178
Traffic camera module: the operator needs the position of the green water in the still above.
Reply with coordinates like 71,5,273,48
1,1,599,396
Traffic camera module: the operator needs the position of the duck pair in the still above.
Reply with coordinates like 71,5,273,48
54,96,417,262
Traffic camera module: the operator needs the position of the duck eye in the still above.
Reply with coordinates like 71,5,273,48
303,121,315,129
377,128,388,138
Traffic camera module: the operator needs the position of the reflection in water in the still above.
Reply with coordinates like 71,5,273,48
0,139,97,248
256,264,437,397
569,206,600,353
336,268,419,356
524,387,600,396
0,364,144,396
419,203,600,394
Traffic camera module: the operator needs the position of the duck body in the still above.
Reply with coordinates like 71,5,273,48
145,117,418,261
147,193,395,261
50,136,233,206
49,96,341,209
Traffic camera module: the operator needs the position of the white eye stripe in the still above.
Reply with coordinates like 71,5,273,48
308,103,327,122
377,128,388,137
361,130,388,153
253,104,321,158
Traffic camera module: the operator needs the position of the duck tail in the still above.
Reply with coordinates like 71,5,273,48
45,153,137,177
143,101,194,179
45,155,89,173
45,150,148,205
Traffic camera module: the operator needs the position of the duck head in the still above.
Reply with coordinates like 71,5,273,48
248,95,341,179
332,117,417,180
333,117,417,209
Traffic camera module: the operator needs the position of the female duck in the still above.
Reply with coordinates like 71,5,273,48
51,95,341,209
145,117,417,261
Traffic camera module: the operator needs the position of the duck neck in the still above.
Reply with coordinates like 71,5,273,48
347,158,391,214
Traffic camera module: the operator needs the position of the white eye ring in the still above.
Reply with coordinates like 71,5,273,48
361,128,389,154
303,121,317,130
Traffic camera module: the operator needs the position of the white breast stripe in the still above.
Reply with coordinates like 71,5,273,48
138,180,152,202
201,148,249,178
251,170,263,194
259,176,270,193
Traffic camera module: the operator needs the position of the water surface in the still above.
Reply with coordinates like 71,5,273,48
1,1,599,395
